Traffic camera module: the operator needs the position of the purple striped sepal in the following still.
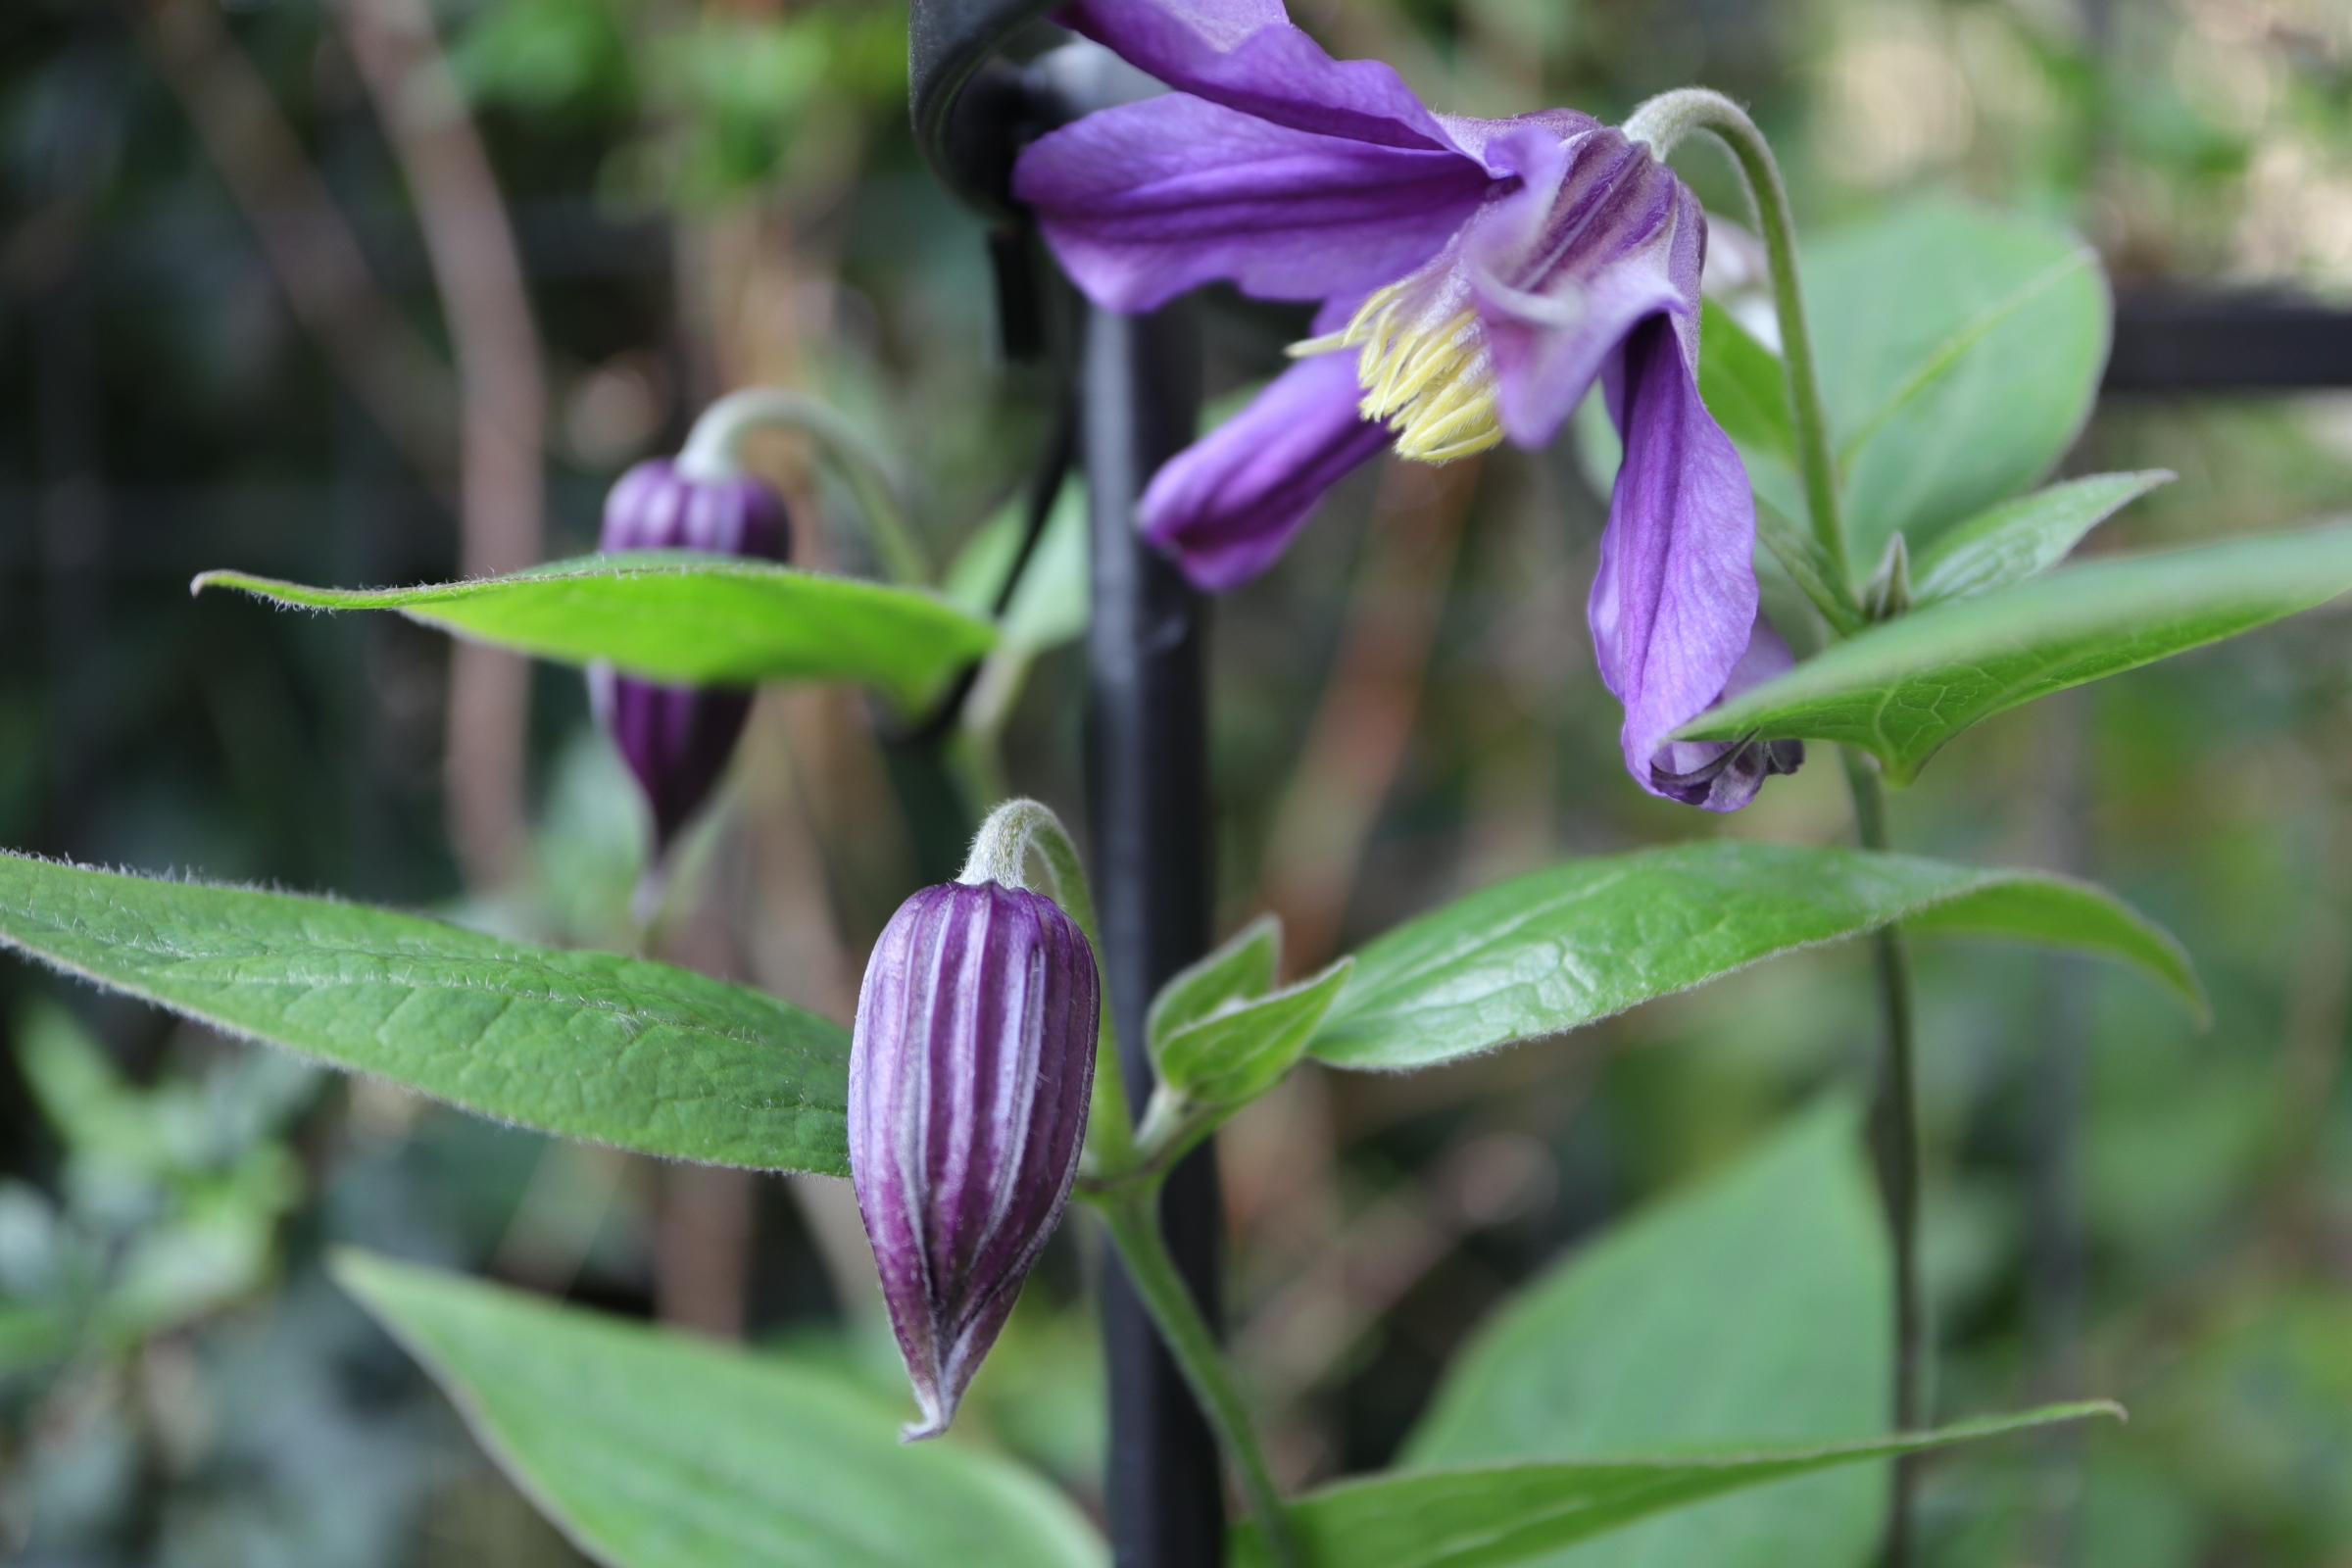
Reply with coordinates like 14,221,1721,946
848,880,1100,1440
591,458,791,855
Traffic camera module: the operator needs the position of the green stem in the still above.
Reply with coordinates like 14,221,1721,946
961,800,1299,1557
1627,92,1922,1559
1844,749,1924,1568
1092,1183,1303,1568
676,386,931,585
1623,89,1846,586
958,799,1136,1171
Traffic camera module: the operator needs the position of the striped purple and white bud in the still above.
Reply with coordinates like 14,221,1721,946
590,458,791,855
848,879,1099,1441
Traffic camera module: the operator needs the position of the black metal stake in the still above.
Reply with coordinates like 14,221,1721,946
1082,297,1223,1568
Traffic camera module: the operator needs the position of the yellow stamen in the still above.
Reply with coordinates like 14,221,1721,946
1289,276,1502,466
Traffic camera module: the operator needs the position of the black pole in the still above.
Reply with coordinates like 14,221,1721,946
1083,297,1222,1568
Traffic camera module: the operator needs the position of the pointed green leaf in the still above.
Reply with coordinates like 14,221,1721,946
1912,471,2173,606
1156,957,1352,1107
1231,1404,2123,1568
333,1251,1104,1568
1808,201,2110,564
193,551,997,713
1147,912,1282,1052
1309,842,2200,1072
1404,1104,1888,1568
0,854,850,1174
1678,521,2352,784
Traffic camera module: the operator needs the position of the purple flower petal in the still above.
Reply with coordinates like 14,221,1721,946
1140,348,1392,590
1059,0,1461,152
1646,616,1803,810
1468,125,1697,447
1016,93,1487,313
1588,313,1760,810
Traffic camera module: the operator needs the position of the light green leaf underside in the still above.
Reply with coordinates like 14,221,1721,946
1232,1403,2122,1568
334,1251,1105,1568
1403,1104,1889,1568
1806,199,2111,566
1310,842,2200,1072
0,854,850,1175
194,551,998,713
1149,912,1281,1052
1911,471,2173,606
1157,956,1351,1107
1679,521,2352,784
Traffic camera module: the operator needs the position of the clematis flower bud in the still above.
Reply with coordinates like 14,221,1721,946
848,879,1099,1441
589,458,791,855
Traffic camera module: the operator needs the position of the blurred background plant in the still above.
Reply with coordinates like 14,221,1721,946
1,0,2349,1563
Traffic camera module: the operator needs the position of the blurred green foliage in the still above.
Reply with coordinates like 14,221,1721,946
2,0,2352,1562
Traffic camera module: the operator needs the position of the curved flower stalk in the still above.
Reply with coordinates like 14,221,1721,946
590,459,792,857
849,874,1100,1441
1014,0,1798,808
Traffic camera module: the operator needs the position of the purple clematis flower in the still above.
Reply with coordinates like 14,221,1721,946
1012,0,1797,808
592,458,792,855
849,879,1099,1441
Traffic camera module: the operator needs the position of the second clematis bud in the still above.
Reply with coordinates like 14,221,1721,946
590,458,791,857
848,878,1099,1441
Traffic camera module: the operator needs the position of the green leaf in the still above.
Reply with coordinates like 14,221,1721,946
0,854,851,1175
1309,842,2200,1072
1403,1104,1887,1568
1911,472,2174,606
1233,1404,2122,1568
333,1251,1105,1568
1156,957,1352,1107
1679,521,2352,785
0,1303,69,1373
1696,299,1793,464
1147,913,1282,1052
1807,200,2111,565
193,552,997,714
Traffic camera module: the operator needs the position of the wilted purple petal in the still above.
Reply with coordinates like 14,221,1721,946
1016,93,1486,313
596,458,791,854
1140,348,1391,591
1589,313,1759,810
1059,0,1460,152
848,882,1099,1441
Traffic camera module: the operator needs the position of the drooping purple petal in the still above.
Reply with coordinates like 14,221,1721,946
1588,313,1760,811
1468,124,1697,447
1015,92,1487,313
1058,0,1461,152
1140,348,1392,591
848,882,1099,1442
1645,615,1803,811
